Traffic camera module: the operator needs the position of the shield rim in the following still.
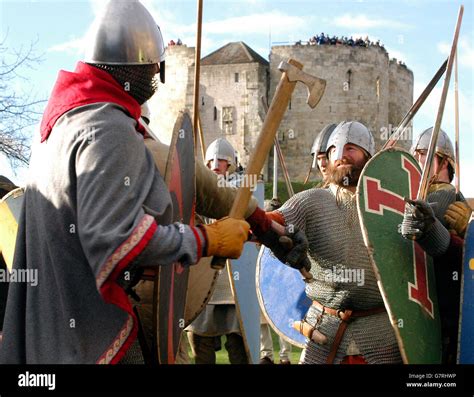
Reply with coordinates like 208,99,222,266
457,217,474,363
256,245,307,349
356,147,435,365
226,180,265,363
154,108,195,364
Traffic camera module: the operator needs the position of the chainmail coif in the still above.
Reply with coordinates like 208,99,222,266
90,63,158,105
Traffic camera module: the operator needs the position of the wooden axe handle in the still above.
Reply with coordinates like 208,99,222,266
211,59,303,270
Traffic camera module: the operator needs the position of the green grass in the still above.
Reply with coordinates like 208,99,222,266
188,328,303,364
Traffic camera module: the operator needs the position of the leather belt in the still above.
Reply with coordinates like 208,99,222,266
311,300,386,364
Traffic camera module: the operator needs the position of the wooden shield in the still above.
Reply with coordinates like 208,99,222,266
256,246,311,348
0,187,24,272
154,110,195,364
184,254,218,326
227,181,264,364
458,217,474,363
357,148,441,364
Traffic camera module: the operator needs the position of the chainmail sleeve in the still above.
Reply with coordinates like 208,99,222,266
277,188,318,233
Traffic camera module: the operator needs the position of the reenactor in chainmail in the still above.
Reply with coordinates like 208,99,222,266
410,127,466,224
248,121,402,364
311,123,337,183
401,127,470,363
411,127,471,239
305,124,336,187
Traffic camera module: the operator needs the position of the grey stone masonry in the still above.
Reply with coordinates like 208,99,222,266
148,42,413,184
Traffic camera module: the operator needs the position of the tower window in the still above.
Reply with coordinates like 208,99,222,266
235,73,239,83
346,69,352,90
222,107,233,134
376,77,380,102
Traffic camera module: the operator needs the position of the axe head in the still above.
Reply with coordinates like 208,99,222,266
278,60,326,108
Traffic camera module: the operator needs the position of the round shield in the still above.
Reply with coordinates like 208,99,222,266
184,256,218,326
256,245,312,348
154,109,195,364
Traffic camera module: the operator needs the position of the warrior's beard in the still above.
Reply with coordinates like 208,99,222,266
326,158,366,187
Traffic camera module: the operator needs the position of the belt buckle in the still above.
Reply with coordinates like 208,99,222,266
336,309,345,319
337,308,353,322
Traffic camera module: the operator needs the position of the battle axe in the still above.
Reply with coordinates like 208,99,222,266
211,59,326,282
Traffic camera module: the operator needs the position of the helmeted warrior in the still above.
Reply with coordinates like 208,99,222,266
311,123,336,181
411,127,471,238
304,123,336,185
248,121,403,364
410,127,465,223
187,138,248,364
402,127,469,363
0,0,251,364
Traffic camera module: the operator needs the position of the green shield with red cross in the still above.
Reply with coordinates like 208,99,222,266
357,148,441,364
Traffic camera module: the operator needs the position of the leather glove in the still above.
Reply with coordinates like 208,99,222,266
401,198,450,257
198,217,250,259
247,207,310,271
444,201,472,238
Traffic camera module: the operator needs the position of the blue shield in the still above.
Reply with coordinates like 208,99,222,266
228,181,264,364
458,217,474,363
256,246,311,348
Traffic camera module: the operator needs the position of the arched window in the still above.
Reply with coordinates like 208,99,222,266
346,69,352,89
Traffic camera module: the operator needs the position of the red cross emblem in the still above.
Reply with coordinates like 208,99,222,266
363,155,434,318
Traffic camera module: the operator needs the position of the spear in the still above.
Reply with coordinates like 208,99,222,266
193,0,204,156
382,58,447,150
454,49,460,193
418,5,463,200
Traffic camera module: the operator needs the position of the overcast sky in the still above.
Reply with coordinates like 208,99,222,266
0,0,472,196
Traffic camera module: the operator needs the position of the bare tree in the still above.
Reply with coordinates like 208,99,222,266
0,33,46,167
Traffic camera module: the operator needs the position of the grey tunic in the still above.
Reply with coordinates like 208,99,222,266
278,184,402,364
0,103,203,364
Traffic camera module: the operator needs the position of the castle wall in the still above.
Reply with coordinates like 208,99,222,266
269,44,404,182
389,59,414,146
148,45,195,145
148,43,413,184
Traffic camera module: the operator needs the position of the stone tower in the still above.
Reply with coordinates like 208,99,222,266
148,44,195,145
148,41,413,183
148,42,269,170
199,42,269,167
